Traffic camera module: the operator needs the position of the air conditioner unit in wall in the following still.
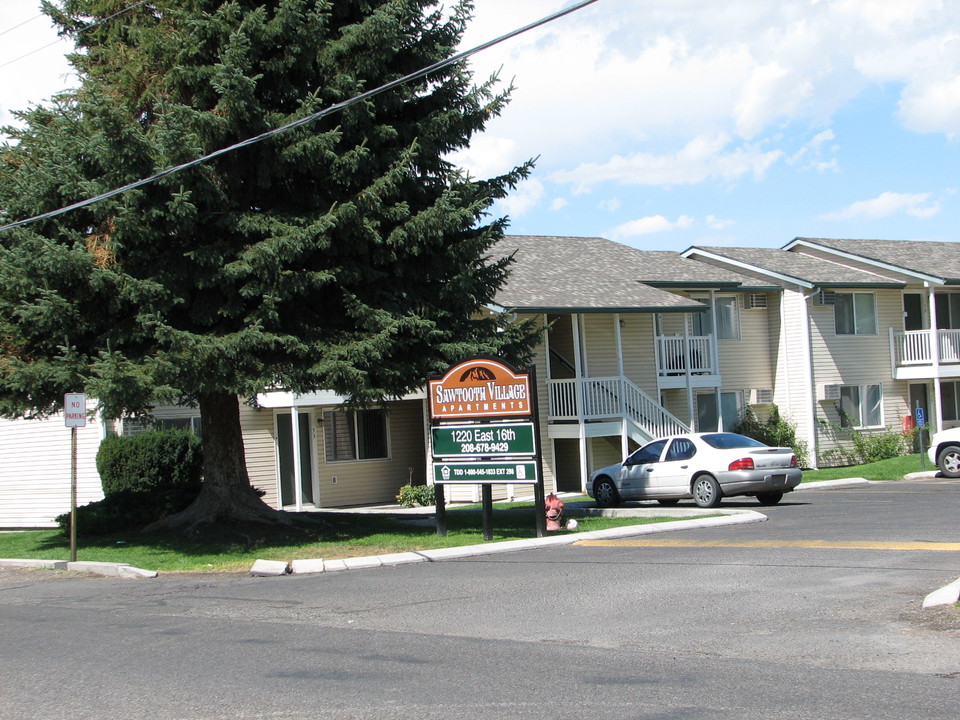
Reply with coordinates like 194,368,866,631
748,293,768,309
749,388,774,404
821,384,842,401
815,289,836,306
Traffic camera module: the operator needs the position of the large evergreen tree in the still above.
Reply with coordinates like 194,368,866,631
0,0,539,527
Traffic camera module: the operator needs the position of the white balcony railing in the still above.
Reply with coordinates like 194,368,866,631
656,335,714,375
547,376,689,439
891,328,960,366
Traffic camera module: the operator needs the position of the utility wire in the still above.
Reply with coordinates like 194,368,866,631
0,0,151,70
0,0,601,233
0,12,44,38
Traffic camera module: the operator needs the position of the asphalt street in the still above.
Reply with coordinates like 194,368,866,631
1,478,959,720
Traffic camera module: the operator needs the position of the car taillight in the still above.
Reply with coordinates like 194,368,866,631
790,455,798,468
728,457,755,471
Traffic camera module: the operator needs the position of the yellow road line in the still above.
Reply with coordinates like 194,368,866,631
576,539,960,551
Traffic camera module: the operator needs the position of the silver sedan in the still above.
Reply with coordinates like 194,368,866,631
587,432,802,508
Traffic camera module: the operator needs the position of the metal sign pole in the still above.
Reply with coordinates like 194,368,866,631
70,426,77,562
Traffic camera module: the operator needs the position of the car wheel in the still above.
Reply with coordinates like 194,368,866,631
657,498,680,506
937,445,960,478
692,475,722,508
756,491,783,506
593,477,620,508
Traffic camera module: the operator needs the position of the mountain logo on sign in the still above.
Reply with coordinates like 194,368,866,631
459,366,496,382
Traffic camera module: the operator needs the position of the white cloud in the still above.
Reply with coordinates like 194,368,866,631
549,135,782,192
819,191,941,221
611,214,694,239
598,197,621,212
550,197,568,211
706,215,735,229
497,177,545,218
787,128,839,171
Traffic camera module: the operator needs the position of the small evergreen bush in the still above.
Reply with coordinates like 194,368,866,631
97,429,202,496
58,429,204,536
56,486,200,536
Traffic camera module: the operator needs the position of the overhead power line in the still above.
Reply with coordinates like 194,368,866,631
0,0,152,70
0,0,601,233
0,12,44,38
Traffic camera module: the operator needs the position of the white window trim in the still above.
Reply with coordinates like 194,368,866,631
834,291,878,336
838,383,884,429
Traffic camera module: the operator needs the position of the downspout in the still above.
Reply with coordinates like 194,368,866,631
801,287,820,467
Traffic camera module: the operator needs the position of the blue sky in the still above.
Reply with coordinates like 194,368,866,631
3,0,960,251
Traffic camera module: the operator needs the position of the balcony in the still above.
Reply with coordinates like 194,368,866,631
890,328,960,379
655,334,721,389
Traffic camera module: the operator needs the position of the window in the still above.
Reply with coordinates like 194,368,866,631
323,409,388,462
935,293,960,330
696,391,741,432
665,438,696,461
628,439,667,465
941,381,960,422
835,292,877,335
691,296,739,339
838,384,882,428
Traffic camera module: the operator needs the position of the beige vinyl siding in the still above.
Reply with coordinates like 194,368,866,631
0,414,104,528
581,314,619,377
239,403,280,508
774,289,815,452
621,313,658,395
317,400,426,507
588,436,624,473
719,293,775,391
810,288,907,464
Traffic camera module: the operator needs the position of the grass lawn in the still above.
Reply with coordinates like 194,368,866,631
0,502,678,573
802,453,933,482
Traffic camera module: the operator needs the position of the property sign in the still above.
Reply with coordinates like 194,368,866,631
433,461,539,484
431,422,536,458
64,393,87,427
428,358,532,419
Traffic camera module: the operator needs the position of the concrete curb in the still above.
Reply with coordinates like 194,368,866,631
0,558,157,578
922,577,960,609
795,478,871,489
257,508,767,576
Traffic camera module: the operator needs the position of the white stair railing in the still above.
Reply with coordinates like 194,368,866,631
547,376,690,439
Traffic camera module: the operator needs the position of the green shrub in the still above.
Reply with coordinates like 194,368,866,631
55,485,200,536
850,427,911,464
97,429,202,496
396,483,435,508
734,405,810,467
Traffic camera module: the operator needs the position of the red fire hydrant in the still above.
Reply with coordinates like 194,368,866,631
545,493,564,531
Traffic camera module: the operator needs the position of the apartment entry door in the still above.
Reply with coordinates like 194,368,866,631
277,410,317,508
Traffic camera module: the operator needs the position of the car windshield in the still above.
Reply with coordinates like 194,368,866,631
701,433,767,450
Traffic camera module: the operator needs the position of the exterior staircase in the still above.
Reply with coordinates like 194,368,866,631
546,376,690,444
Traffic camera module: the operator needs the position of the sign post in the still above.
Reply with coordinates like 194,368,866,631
915,405,927,471
64,393,87,562
428,357,546,539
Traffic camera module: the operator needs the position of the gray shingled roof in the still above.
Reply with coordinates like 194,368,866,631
687,246,905,288
792,238,960,284
622,250,778,290
492,236,709,313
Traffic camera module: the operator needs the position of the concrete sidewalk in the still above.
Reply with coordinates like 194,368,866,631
1,476,880,579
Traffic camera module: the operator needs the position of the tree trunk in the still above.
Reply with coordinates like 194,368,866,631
146,391,288,531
